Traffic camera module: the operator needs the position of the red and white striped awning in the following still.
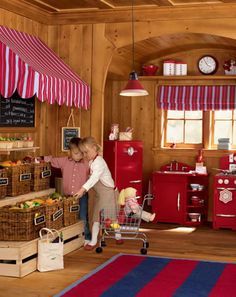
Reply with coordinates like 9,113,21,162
157,85,236,110
0,26,90,109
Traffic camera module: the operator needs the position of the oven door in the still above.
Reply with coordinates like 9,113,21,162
214,187,236,229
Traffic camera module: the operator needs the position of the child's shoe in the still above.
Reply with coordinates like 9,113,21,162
84,244,96,251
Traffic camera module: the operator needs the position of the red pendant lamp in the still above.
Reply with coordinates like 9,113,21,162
120,0,148,97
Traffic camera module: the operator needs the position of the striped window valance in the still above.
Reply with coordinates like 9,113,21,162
157,85,236,110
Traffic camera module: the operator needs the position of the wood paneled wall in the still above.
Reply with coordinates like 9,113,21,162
1,6,236,220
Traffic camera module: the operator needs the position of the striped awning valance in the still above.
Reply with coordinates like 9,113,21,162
157,85,236,110
0,26,90,109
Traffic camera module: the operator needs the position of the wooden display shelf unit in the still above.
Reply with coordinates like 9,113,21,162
0,146,40,155
0,221,84,278
0,188,55,207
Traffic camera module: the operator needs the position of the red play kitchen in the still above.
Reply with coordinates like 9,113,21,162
213,153,236,230
151,153,236,230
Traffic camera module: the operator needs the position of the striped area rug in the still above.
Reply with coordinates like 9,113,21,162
55,254,236,297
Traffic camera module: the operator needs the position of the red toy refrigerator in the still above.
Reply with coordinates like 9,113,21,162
103,140,143,198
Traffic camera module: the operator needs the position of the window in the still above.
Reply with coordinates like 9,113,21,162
165,110,203,148
212,110,236,148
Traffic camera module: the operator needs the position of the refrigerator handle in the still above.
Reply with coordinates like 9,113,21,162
129,180,142,184
177,192,180,211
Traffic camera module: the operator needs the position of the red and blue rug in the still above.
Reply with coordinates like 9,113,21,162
55,253,236,297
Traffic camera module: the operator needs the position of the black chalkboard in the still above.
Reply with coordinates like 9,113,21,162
62,127,80,151
0,92,35,127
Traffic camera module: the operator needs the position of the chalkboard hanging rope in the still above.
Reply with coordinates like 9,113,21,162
66,108,75,127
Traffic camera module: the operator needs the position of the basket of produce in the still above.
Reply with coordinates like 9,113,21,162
63,196,80,227
0,200,46,241
1,162,32,196
44,193,64,230
0,167,8,199
30,161,51,192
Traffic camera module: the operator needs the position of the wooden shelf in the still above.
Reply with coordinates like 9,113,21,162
140,75,236,80
0,146,40,155
0,188,55,207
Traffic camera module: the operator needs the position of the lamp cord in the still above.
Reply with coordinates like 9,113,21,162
131,0,135,72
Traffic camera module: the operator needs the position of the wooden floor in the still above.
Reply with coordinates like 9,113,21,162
0,223,236,297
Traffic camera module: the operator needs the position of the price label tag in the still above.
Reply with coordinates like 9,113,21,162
41,170,51,179
52,208,63,221
34,215,45,225
0,177,8,186
70,205,80,212
20,173,31,181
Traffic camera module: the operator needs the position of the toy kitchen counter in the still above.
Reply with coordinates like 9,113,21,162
151,161,209,226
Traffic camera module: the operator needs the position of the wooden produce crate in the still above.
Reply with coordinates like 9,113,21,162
6,164,32,196
31,162,51,192
0,168,8,199
63,196,80,227
0,205,46,241
0,221,84,277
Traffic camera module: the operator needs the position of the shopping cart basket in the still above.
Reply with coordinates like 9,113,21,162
96,194,153,254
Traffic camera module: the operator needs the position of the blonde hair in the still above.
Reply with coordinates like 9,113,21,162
118,187,137,206
79,136,102,153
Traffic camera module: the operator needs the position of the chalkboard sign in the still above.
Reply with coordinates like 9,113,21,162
62,127,80,151
0,92,35,127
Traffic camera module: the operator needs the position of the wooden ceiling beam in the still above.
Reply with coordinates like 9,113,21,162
1,1,236,25
52,4,236,25
151,0,173,6
0,0,51,24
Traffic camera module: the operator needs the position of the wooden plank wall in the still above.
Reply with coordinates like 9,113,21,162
1,6,236,220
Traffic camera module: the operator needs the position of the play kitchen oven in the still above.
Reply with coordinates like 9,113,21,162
213,154,236,230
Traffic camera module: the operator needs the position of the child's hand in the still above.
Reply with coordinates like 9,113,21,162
73,188,86,199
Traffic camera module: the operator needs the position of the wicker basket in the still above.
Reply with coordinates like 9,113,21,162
6,164,32,196
0,204,46,241
63,196,80,227
45,200,64,230
0,168,8,199
31,162,51,192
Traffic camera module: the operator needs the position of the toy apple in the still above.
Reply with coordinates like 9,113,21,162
104,218,112,228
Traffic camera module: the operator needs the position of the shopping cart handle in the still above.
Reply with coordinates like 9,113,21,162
143,194,154,200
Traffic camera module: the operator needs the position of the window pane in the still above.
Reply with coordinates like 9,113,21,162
167,110,184,119
185,120,202,143
234,110,236,118
167,120,183,143
233,121,236,144
185,111,202,119
215,110,232,120
214,121,232,144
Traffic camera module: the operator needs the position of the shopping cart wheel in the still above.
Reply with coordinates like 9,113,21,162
143,242,149,248
140,248,147,255
96,247,103,253
101,240,106,247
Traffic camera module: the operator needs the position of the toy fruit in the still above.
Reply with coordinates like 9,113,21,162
110,223,120,229
104,218,112,228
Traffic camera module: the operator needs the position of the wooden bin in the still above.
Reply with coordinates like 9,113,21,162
63,196,80,227
0,168,8,199
0,221,84,277
0,205,46,241
6,164,31,196
31,162,51,192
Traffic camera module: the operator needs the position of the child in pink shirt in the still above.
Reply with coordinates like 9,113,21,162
44,137,91,242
